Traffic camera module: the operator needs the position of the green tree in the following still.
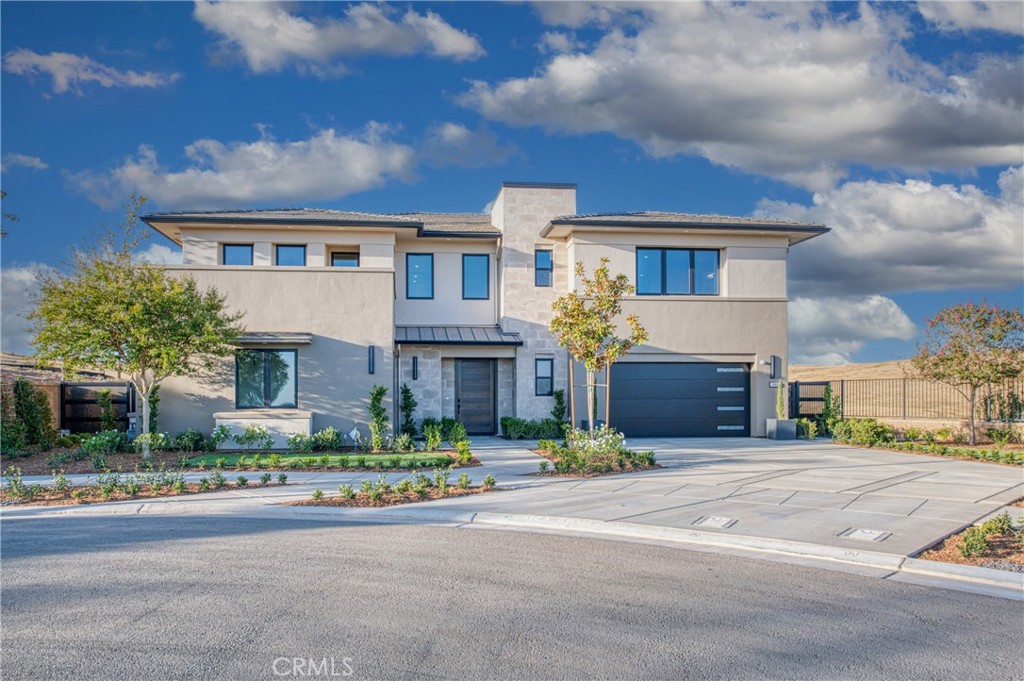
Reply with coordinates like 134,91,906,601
368,384,389,450
399,383,418,436
28,195,244,458
910,302,1024,445
549,258,647,436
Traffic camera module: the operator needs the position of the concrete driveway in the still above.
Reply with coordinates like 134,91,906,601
433,437,1024,558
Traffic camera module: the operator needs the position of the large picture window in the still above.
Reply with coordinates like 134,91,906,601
535,249,553,287
275,244,306,266
222,244,253,266
406,253,434,299
636,248,719,296
235,349,297,408
535,358,553,396
462,254,489,300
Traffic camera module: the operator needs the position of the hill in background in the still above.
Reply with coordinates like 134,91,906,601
789,360,911,382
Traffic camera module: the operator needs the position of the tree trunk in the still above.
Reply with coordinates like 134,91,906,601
140,389,152,460
604,364,611,426
968,385,977,446
568,357,576,433
585,370,596,439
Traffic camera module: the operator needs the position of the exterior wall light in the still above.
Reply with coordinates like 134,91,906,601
368,345,375,374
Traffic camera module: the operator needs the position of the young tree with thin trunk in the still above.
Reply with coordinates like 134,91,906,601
909,302,1024,446
29,195,244,458
549,258,648,438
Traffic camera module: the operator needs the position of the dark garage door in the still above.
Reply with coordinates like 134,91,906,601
609,362,749,437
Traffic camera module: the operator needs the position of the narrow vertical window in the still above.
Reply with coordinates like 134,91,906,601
462,254,489,299
535,249,553,287
222,244,253,266
535,358,553,396
406,254,434,299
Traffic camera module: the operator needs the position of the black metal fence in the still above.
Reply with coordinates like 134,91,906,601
60,382,135,433
792,379,1024,422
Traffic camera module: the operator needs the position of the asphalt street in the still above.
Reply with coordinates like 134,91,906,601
2,515,1021,680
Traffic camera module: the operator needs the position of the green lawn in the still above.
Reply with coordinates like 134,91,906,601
185,452,454,469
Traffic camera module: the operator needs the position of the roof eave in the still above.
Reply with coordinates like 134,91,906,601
540,220,830,244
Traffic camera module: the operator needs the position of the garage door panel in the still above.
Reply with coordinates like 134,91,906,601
609,362,750,437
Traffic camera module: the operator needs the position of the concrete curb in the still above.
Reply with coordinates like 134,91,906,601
900,557,1024,589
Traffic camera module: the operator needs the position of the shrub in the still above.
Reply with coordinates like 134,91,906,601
311,488,323,501
399,383,418,436
420,417,440,436
457,473,471,489
423,424,442,451
211,471,227,488
539,461,549,473
388,455,402,469
455,440,472,465
986,427,1014,448
336,455,349,468
0,415,27,458
830,418,895,447
95,387,119,433
198,477,210,491
312,426,341,452
439,417,458,442
52,471,71,496
338,484,355,499
959,526,989,557
174,429,205,453
215,457,226,469
236,476,249,488
269,454,282,468
355,455,367,468
551,389,567,422
447,422,469,445
277,473,288,485
288,433,313,454
207,425,232,450
133,432,171,454
819,383,841,435
394,433,415,452
902,427,922,442
368,385,389,451
500,416,564,439
482,474,496,490
234,424,274,451
260,473,272,486
537,439,557,452
82,430,129,458
796,418,817,440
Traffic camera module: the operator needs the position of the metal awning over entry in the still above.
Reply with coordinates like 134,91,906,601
395,326,523,346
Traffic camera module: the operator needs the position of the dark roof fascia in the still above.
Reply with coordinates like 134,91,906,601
540,219,829,238
395,338,523,347
501,181,577,190
418,230,501,239
142,214,421,230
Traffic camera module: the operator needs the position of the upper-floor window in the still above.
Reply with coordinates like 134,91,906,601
236,349,297,408
462,254,489,300
535,249,553,287
406,253,434,299
535,358,554,396
636,248,719,296
331,252,359,267
275,244,306,267
222,244,253,266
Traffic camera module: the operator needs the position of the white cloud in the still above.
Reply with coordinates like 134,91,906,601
536,31,586,55
2,48,181,95
462,2,1023,190
917,1,1024,35
761,168,1024,296
1,154,48,172
135,243,183,265
68,124,418,209
789,295,917,364
0,263,53,355
193,1,483,75
421,123,516,168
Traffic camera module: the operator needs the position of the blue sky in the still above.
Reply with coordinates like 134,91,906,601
2,1,1022,363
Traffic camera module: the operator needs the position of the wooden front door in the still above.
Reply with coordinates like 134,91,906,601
456,359,496,435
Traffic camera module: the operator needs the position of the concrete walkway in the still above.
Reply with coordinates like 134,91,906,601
6,437,1023,593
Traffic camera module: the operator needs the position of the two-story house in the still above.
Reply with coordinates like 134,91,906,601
143,181,827,444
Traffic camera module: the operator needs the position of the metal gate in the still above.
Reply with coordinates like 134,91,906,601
790,381,832,420
60,382,135,433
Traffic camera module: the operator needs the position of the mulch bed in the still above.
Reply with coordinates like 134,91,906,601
530,449,661,477
0,481,271,507
918,529,1024,572
287,486,496,508
193,457,482,474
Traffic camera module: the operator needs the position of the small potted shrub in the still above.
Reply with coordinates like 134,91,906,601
767,380,797,440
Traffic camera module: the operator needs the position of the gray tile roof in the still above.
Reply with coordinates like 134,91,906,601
395,326,523,346
143,208,500,236
550,211,827,229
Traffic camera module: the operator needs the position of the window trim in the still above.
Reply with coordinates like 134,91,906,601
535,249,553,287
406,253,434,300
535,357,554,397
462,254,490,300
234,349,298,409
275,244,307,267
330,251,360,267
636,247,720,296
222,243,254,266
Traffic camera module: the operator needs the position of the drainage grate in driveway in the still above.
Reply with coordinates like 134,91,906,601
839,527,892,542
692,515,738,529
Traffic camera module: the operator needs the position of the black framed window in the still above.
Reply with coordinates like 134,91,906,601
535,249,553,287
235,349,297,408
406,253,434,299
222,244,253,266
331,252,359,267
636,248,719,296
275,244,306,267
462,254,489,300
535,358,553,396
